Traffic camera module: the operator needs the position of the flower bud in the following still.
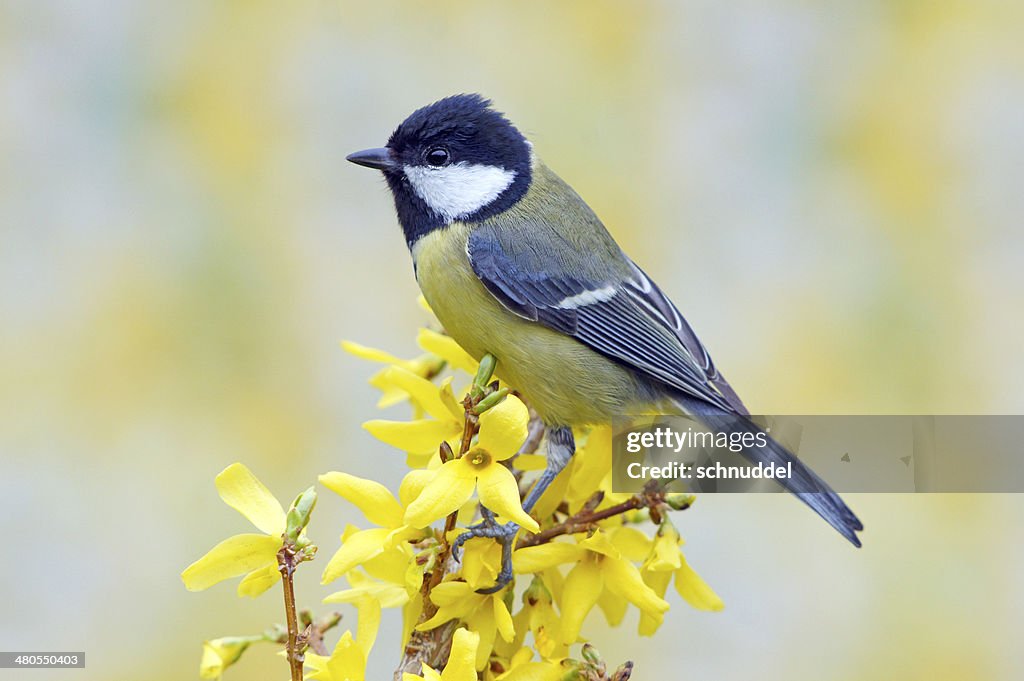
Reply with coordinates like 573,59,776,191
473,388,510,414
472,353,498,394
285,486,317,542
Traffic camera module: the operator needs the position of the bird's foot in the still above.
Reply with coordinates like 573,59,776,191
451,507,518,594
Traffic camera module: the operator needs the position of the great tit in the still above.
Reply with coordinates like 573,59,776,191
347,94,862,588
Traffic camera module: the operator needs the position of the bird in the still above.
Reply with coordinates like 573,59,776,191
346,94,862,590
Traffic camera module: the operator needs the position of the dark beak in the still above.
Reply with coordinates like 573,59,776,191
346,147,398,171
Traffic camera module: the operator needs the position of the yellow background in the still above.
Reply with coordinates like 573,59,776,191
1,1,1022,679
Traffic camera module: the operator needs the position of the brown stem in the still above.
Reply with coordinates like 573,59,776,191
516,495,645,548
278,548,305,681
517,481,682,549
458,409,478,456
393,548,461,679
305,612,342,656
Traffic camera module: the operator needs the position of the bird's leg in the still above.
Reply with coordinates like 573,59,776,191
450,508,519,594
452,427,576,594
521,426,575,513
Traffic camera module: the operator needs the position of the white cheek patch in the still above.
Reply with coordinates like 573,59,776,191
404,162,516,222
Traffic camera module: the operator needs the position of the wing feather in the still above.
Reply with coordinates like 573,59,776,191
467,226,747,413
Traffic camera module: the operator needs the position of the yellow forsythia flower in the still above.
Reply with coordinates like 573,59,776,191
403,395,539,532
324,568,415,610
514,577,567,661
181,463,290,597
564,426,613,510
304,630,368,681
638,522,723,635
513,531,669,644
341,340,442,409
416,328,479,375
458,537,505,592
363,366,465,460
318,471,424,586
490,646,563,681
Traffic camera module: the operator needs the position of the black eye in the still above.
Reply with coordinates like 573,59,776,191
425,147,450,167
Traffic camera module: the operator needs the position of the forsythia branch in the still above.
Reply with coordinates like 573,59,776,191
393,358,496,679
517,482,691,549
184,324,723,681
279,546,305,681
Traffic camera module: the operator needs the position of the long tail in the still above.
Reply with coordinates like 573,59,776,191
673,395,863,547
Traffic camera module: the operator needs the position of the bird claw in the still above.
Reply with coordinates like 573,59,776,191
450,510,519,594
476,558,514,595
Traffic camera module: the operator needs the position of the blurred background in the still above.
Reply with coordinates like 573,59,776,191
2,1,1023,679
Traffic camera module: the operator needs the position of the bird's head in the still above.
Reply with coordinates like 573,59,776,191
347,94,533,247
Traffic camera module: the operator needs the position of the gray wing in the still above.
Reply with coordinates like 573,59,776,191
467,225,748,415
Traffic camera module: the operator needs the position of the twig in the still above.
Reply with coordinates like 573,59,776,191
304,611,342,656
517,481,685,548
278,547,305,681
517,495,641,548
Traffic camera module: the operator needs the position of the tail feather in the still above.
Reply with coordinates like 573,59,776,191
674,396,863,547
